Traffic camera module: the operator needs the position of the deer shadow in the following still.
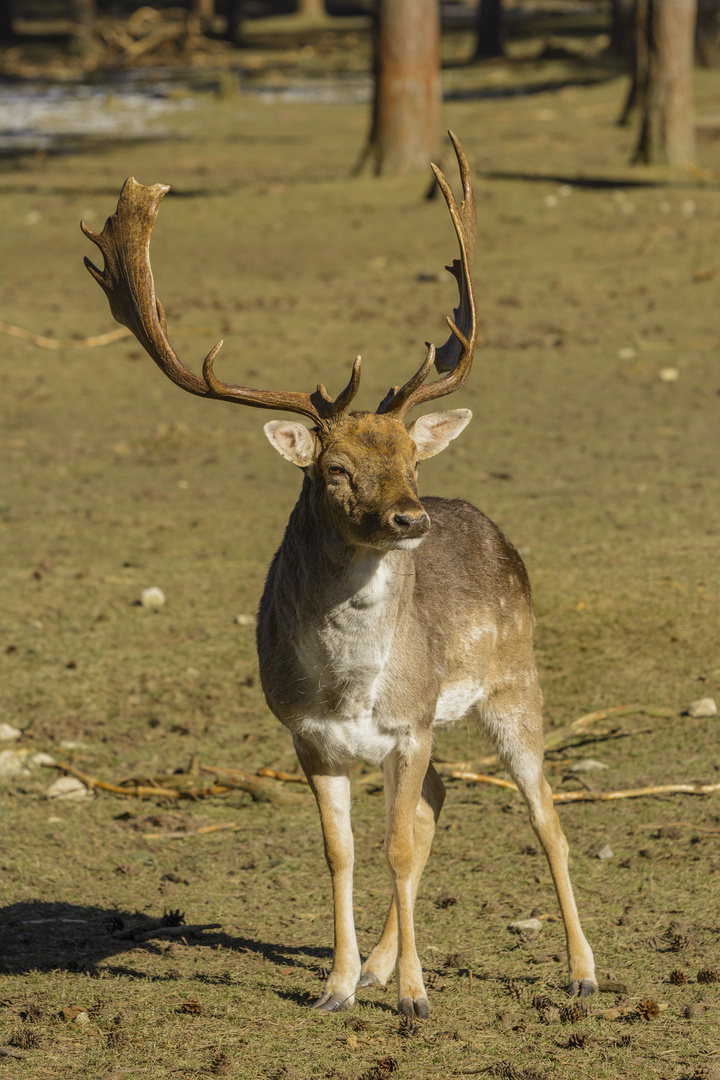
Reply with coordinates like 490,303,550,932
0,899,331,979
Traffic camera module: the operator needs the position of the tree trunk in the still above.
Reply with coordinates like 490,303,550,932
69,0,96,27
0,0,14,43
297,0,326,16
226,0,245,44
358,0,442,176
696,0,720,65
474,0,505,59
608,0,636,59
633,0,697,165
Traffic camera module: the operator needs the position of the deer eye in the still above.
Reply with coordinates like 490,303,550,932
327,464,347,477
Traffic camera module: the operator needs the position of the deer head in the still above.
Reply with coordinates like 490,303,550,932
82,133,478,549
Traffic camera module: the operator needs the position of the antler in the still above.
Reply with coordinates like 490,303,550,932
82,177,361,427
376,131,478,420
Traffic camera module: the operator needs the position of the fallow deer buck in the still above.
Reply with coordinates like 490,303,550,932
83,133,597,1017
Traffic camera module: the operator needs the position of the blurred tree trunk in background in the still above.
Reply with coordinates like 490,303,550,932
297,0,327,16
696,0,720,64
632,0,696,164
356,0,442,176
608,0,635,58
474,0,505,58
69,0,96,27
0,0,13,43
226,0,245,44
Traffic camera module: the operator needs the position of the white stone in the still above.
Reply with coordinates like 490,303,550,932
658,367,679,382
507,917,543,935
593,844,614,860
616,346,636,361
687,697,717,719
29,752,56,767
0,749,30,777
567,759,609,773
46,775,94,801
235,613,255,627
0,723,22,742
141,586,165,610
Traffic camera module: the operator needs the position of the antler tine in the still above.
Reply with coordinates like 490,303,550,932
376,132,478,420
82,177,360,427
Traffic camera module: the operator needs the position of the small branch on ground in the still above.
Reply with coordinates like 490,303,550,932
118,923,221,941
0,321,131,349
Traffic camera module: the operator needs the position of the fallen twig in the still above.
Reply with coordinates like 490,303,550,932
143,821,243,839
0,320,131,349
452,772,720,803
201,765,312,805
45,760,191,799
44,760,308,806
119,922,221,942
256,767,308,784
451,772,518,790
552,782,720,803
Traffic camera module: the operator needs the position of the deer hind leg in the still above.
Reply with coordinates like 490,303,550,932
359,760,445,995
481,694,597,998
294,737,362,1012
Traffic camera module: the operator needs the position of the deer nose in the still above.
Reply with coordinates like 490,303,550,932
390,509,431,536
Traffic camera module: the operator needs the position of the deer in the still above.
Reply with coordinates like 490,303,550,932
82,133,597,1019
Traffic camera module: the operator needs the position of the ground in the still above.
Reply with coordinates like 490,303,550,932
1,12,720,1080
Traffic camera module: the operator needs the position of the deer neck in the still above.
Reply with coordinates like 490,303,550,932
277,479,414,618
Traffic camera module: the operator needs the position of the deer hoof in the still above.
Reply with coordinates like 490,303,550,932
357,971,384,988
568,978,598,998
312,993,350,1012
399,996,429,1019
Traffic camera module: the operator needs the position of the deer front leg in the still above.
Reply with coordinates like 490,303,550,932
360,760,445,993
294,737,361,1012
380,735,434,1019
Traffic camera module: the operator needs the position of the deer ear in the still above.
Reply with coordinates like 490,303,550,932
264,420,317,467
407,409,472,460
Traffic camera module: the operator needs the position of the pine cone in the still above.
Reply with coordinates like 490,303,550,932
10,1027,41,1050
345,1016,368,1031
697,967,720,984
502,979,528,1002
487,1064,522,1079
669,933,690,953
538,1006,561,1025
398,1014,419,1039
211,1051,232,1077
426,972,445,991
532,994,554,1011
689,1066,720,1080
567,1032,592,1049
670,969,688,985
560,1001,587,1023
161,908,186,927
636,998,660,1021
180,999,203,1015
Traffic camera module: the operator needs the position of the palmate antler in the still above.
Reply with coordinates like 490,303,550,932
82,132,477,427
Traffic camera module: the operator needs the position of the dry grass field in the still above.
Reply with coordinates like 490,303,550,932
1,17,720,1079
